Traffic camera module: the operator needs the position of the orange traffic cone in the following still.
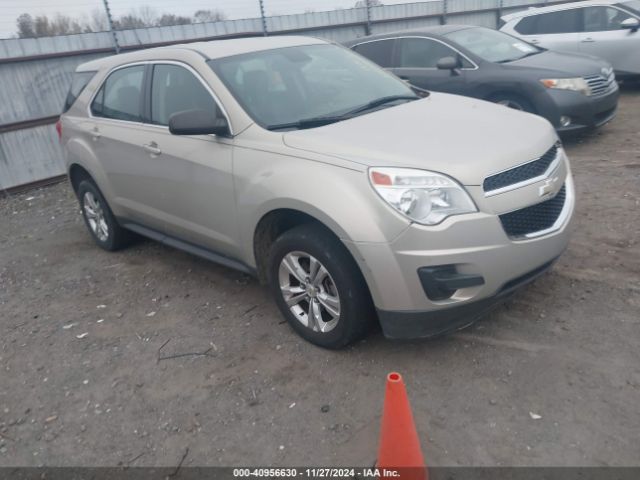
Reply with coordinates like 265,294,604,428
376,372,428,480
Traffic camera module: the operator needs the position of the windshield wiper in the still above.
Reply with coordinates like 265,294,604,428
497,50,542,63
266,95,419,131
345,94,419,116
267,115,350,131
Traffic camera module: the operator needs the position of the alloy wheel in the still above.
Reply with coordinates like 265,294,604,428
83,191,109,242
278,251,341,333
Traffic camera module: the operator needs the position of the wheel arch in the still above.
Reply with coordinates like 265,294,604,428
252,206,354,285
68,163,94,196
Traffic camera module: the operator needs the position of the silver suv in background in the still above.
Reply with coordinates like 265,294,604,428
59,36,575,349
501,0,640,79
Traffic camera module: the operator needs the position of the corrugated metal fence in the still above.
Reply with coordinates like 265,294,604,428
0,0,565,191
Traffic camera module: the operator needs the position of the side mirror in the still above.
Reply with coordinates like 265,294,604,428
436,56,461,75
621,17,639,32
168,109,230,136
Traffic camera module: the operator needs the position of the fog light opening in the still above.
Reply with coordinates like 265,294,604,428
560,115,572,127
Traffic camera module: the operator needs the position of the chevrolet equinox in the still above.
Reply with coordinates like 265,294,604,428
59,36,575,349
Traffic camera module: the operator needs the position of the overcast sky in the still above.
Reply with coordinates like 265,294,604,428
0,0,416,39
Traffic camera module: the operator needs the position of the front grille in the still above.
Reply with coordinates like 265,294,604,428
483,144,558,193
584,71,616,98
499,185,566,238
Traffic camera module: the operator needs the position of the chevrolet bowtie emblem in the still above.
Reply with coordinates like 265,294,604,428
539,176,559,197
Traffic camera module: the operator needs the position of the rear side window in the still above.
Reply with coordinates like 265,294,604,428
150,64,219,126
352,39,395,68
63,71,95,113
91,65,145,122
515,9,583,34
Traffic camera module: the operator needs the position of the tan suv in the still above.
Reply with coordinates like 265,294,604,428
59,36,574,349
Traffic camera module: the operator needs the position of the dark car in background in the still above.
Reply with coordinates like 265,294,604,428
344,25,620,132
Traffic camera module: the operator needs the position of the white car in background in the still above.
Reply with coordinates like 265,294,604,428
501,0,640,79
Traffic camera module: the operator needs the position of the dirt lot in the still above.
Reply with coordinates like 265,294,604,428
1,86,639,468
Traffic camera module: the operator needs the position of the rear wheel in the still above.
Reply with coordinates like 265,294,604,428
268,224,374,349
77,180,134,251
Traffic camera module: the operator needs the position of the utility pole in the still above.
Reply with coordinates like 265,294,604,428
441,0,448,25
365,0,372,36
258,0,268,36
102,0,120,54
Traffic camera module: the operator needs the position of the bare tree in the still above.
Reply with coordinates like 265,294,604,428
158,14,192,26
89,8,109,32
137,6,157,26
114,14,147,29
16,13,35,38
193,9,227,23
14,6,230,37
354,0,383,6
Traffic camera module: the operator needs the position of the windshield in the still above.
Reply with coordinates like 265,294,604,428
208,44,416,130
445,27,542,63
620,0,640,14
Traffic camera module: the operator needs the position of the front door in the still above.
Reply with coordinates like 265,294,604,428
143,63,239,258
579,6,640,74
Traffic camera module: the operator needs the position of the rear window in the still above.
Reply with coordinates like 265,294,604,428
515,9,583,34
63,71,96,113
352,39,395,68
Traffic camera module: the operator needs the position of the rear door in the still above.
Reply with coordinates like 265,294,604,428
389,37,472,93
143,62,238,257
89,64,166,231
579,5,640,74
513,8,583,53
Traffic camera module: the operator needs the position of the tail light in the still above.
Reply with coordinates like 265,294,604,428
55,118,62,142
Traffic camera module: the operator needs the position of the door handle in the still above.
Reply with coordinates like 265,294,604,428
529,39,539,44
90,127,101,141
582,37,595,43
142,142,161,156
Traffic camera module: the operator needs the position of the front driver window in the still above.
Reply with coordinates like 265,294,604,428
584,6,634,31
397,38,471,68
150,64,220,126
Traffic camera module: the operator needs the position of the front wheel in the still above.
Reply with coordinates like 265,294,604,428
489,93,535,113
268,224,374,349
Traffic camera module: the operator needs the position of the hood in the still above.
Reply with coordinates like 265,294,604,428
505,50,610,77
282,93,557,186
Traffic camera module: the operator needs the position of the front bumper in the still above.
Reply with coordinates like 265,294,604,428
345,170,575,340
377,257,558,339
542,86,619,132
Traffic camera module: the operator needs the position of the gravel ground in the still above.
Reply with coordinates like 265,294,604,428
0,86,639,468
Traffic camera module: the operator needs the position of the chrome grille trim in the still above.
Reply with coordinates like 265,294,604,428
483,143,562,197
584,71,617,98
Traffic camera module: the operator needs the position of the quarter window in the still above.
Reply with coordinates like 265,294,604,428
63,71,95,113
150,64,219,126
584,6,634,31
353,39,395,67
515,9,583,34
91,65,144,122
396,38,472,69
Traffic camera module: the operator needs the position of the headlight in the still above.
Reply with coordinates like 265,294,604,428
369,167,477,225
540,78,591,96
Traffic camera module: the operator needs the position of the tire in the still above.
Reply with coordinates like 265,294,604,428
489,93,535,113
268,224,374,349
77,179,134,251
